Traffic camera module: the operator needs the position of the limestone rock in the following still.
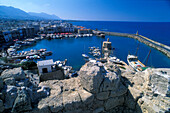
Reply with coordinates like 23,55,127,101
96,91,109,100
124,91,137,110
4,85,18,109
78,89,94,104
4,77,16,85
0,77,3,90
104,96,124,110
148,69,170,97
110,82,127,97
0,99,4,112
37,103,51,113
48,95,63,112
93,107,104,113
79,62,104,93
63,91,82,111
12,88,32,113
1,67,25,81
100,72,120,92
128,87,143,101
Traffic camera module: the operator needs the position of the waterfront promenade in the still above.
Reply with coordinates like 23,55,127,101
100,31,170,58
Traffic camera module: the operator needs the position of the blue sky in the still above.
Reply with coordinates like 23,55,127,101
0,0,170,22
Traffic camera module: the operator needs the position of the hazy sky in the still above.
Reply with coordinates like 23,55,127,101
0,0,170,22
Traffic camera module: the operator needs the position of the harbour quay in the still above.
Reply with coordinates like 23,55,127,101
99,30,170,58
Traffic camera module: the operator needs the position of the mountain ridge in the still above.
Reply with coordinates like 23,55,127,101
0,5,61,20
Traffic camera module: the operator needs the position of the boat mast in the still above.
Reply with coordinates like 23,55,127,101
145,49,151,65
135,43,140,56
101,40,103,58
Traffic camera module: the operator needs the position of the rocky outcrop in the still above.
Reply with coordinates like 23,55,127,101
0,67,26,81
33,61,128,113
0,67,49,113
12,87,32,113
122,68,170,113
0,61,169,113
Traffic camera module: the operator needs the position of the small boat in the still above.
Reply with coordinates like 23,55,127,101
41,51,53,56
82,54,89,58
93,52,100,57
109,57,124,65
88,52,93,54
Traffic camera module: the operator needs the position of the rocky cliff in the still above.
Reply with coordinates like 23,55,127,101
0,62,169,113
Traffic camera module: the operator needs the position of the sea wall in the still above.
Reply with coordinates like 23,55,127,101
100,31,170,58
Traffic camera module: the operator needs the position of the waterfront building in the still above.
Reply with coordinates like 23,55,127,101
2,30,12,42
78,29,92,34
26,27,35,37
32,24,40,34
11,29,20,39
0,31,5,45
37,59,54,74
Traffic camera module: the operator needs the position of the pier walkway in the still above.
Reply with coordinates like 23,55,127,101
100,31,170,58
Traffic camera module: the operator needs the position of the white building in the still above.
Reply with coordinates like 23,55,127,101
37,59,54,75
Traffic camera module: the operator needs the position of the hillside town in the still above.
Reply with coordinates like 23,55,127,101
0,20,93,51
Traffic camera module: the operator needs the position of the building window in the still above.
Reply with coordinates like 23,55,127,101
42,68,48,73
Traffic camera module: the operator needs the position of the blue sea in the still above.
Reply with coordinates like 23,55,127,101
19,21,170,70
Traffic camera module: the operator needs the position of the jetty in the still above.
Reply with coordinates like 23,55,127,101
96,30,170,58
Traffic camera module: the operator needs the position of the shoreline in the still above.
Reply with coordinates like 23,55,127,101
99,31,170,58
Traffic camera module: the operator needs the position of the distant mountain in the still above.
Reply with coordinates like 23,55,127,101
0,5,61,20
0,6,31,19
28,12,61,20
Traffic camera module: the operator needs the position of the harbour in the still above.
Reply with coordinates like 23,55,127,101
16,34,170,70
0,1,170,112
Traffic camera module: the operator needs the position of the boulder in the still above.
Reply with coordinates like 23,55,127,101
1,67,25,81
79,62,104,93
4,85,18,109
12,87,32,113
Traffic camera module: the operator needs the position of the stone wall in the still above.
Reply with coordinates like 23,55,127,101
40,70,64,82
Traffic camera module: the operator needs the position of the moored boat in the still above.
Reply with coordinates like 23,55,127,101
82,54,89,58
127,54,146,72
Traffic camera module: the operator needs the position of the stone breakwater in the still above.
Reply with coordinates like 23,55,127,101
102,31,170,58
0,61,169,113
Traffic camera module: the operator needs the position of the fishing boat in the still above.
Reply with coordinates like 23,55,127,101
82,54,89,58
127,54,147,72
